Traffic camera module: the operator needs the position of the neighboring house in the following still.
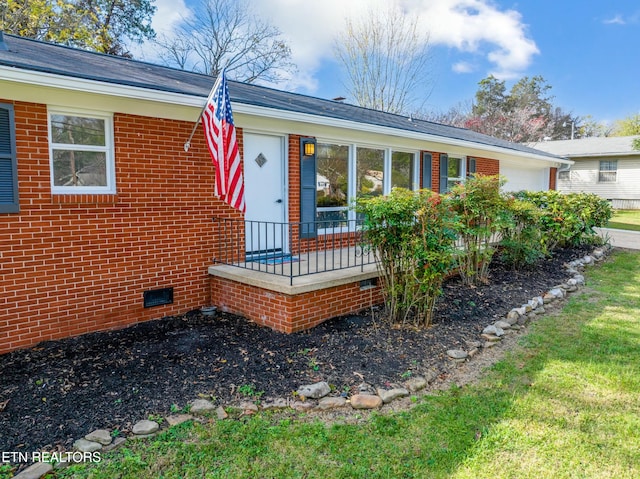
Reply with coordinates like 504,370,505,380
530,136,640,209
0,32,568,353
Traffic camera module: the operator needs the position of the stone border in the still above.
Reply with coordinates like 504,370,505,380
10,245,611,479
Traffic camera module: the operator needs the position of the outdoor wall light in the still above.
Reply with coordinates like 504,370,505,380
303,141,315,156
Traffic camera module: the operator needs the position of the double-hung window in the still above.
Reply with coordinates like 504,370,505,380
598,160,617,183
49,109,115,194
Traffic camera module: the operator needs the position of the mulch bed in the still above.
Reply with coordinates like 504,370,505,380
0,246,590,458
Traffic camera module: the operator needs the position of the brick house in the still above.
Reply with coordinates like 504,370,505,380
0,33,568,353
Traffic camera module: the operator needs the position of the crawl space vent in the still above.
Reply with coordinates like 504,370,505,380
143,287,174,308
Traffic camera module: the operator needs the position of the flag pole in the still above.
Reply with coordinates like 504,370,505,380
183,73,223,152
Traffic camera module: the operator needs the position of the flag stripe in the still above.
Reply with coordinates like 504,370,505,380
201,71,245,213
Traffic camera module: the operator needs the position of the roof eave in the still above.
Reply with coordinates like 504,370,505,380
1,65,569,164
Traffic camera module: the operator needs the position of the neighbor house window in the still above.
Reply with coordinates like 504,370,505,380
49,109,115,193
598,160,617,183
391,151,414,190
316,143,349,225
558,169,570,181
356,147,385,198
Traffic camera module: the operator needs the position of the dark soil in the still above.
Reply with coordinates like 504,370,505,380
0,246,590,459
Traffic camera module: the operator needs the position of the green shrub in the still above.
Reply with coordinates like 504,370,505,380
356,188,457,327
499,197,545,268
514,191,613,250
447,174,509,285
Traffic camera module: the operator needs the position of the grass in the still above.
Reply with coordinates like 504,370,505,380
607,209,640,231
7,250,640,479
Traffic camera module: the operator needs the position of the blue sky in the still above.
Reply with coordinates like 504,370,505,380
142,0,640,124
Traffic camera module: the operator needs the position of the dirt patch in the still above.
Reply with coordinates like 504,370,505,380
0,246,590,457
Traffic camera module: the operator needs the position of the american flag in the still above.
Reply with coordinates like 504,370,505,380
202,70,245,213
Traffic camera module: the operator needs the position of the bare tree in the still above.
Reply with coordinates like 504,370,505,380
334,4,433,115
156,0,296,83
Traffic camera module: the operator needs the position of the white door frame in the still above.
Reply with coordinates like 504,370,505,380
243,131,288,256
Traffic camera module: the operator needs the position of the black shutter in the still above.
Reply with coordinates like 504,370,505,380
0,103,19,213
300,137,317,238
467,157,476,178
421,152,432,190
439,153,449,193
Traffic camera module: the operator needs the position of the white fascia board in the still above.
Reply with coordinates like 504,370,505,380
1,65,570,165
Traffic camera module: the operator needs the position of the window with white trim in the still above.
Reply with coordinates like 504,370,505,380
598,160,617,183
314,142,417,225
49,109,115,193
447,156,465,191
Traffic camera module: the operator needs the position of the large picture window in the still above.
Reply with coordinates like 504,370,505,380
391,151,414,190
316,143,349,224
598,160,617,183
49,109,115,193
356,147,385,198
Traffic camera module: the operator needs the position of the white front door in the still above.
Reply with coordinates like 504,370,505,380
243,133,286,255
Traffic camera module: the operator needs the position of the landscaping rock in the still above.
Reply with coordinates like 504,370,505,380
102,436,126,452
166,414,193,427
291,400,315,412
377,387,410,404
240,402,259,415
13,461,53,479
446,349,468,360
190,399,216,415
216,406,228,420
506,310,521,322
316,397,347,410
85,429,112,446
350,394,383,409
261,398,289,410
73,438,102,453
297,381,331,399
481,333,501,342
357,382,377,395
573,274,585,285
132,420,159,435
405,376,428,392
468,347,480,358
494,320,511,330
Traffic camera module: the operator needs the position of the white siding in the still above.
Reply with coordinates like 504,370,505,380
557,157,640,200
500,163,549,192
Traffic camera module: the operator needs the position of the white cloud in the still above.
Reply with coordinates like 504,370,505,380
255,0,538,88
139,0,538,89
452,61,475,73
604,14,626,25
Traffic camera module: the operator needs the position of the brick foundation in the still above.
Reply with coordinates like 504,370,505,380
210,275,383,333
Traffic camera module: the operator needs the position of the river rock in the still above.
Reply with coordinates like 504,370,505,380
316,397,347,410
494,320,511,330
405,376,428,392
166,414,193,426
297,381,331,399
376,387,410,404
447,349,468,360
350,394,383,409
132,420,159,435
73,438,102,453
85,429,112,446
190,398,216,414
12,462,53,479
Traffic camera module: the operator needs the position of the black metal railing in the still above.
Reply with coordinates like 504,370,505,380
211,217,377,284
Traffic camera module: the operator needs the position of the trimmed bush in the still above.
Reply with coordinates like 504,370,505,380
356,188,457,327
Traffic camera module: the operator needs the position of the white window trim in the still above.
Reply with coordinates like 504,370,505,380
48,107,116,194
448,155,466,189
315,140,419,231
598,160,617,184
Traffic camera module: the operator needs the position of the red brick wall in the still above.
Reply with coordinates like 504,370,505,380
476,157,500,176
0,100,241,353
549,167,557,190
210,276,383,333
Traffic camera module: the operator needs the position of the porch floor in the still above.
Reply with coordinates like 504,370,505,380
208,247,379,295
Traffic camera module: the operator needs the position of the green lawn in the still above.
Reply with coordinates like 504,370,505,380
607,209,640,232
10,251,640,479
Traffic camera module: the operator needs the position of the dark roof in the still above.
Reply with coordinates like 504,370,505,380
0,33,560,160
